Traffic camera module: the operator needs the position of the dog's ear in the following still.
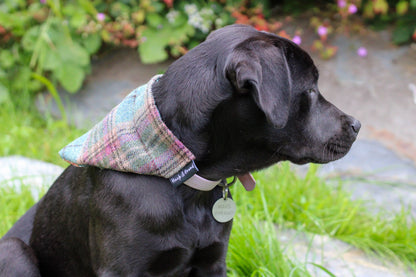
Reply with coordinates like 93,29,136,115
225,43,292,129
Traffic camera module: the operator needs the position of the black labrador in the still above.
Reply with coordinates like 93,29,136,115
0,24,360,276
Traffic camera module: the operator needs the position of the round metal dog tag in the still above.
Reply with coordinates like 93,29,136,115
212,198,236,223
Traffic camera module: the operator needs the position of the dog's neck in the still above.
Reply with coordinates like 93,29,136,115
153,79,273,183
152,74,235,181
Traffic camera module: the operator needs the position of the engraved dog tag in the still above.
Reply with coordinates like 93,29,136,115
212,198,236,223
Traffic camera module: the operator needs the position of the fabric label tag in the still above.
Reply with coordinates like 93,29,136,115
169,161,199,187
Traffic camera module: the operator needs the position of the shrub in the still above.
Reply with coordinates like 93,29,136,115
0,0,414,104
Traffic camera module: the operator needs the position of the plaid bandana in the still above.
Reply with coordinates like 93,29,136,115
59,75,196,179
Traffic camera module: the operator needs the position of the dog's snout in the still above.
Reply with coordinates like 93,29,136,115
350,119,361,135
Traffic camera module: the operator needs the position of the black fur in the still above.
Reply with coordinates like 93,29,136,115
0,24,360,276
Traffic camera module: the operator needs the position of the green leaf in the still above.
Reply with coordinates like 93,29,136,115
45,23,90,66
393,24,414,44
0,68,6,79
309,263,337,277
43,49,60,70
146,13,164,29
80,33,102,54
13,66,32,91
57,40,90,66
0,50,15,69
77,0,97,15
150,2,165,13
109,2,130,18
396,1,409,15
139,29,169,64
0,10,31,36
0,82,10,104
139,22,194,64
70,11,88,29
54,63,85,93
22,26,41,51
171,13,187,28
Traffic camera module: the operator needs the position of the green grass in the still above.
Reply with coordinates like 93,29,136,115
227,216,312,277
0,102,84,167
0,184,39,236
231,163,416,268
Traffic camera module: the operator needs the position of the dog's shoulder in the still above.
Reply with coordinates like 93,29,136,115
92,170,185,234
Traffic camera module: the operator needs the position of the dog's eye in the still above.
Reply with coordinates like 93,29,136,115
307,88,316,94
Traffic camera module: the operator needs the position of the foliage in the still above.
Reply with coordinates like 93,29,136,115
227,216,313,277
361,0,416,44
1,0,415,105
0,0,240,103
0,184,39,237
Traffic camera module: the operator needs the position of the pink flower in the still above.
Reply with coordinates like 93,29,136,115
317,26,328,37
348,4,358,14
292,35,302,45
40,0,46,3
96,13,106,22
337,0,346,8
357,47,367,57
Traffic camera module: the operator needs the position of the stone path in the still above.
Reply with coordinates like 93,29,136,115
313,31,416,164
0,156,63,199
278,228,411,277
9,27,416,276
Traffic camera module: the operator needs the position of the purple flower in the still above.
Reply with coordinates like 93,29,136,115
40,0,46,4
96,13,106,22
337,0,346,8
292,35,302,45
317,26,328,37
357,47,367,57
348,4,358,14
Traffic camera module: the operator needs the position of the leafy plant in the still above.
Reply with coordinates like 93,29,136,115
1,0,415,109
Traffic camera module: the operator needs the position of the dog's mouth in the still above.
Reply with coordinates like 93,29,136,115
283,138,355,165
320,140,353,163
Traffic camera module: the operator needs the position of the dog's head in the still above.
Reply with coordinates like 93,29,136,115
153,24,360,179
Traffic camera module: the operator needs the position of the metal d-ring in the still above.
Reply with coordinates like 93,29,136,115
219,176,236,200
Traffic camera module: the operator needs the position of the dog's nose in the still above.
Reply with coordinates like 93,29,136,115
351,119,361,134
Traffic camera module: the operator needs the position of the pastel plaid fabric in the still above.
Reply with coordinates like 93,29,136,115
59,75,195,178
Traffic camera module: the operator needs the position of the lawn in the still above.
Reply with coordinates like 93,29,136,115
1,102,416,276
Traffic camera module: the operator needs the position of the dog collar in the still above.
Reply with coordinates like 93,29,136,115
183,174,222,191
182,173,256,192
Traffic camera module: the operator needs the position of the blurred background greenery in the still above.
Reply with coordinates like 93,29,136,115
1,0,415,105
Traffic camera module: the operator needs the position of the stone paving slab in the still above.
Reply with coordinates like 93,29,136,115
0,156,63,198
313,32,416,164
278,228,413,277
295,140,416,216
318,140,416,184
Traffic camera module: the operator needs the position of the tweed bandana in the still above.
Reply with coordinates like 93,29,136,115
59,75,196,179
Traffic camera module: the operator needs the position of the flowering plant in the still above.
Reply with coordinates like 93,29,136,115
0,0,414,103
0,0,235,99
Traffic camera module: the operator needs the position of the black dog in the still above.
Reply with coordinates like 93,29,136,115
0,24,360,276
